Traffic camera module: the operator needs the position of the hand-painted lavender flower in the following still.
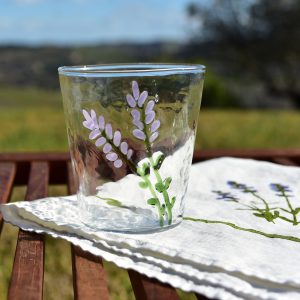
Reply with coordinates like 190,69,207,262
227,181,257,193
212,190,239,202
126,81,148,108
127,81,160,143
82,109,133,168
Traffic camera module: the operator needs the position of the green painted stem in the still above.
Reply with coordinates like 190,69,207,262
149,156,172,224
140,104,173,226
183,217,300,243
142,175,164,226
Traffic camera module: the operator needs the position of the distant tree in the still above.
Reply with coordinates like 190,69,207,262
187,0,300,107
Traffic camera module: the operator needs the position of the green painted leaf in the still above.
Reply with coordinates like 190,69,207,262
137,162,150,176
171,196,176,207
139,181,148,189
143,162,150,176
154,153,165,170
155,182,165,193
107,199,122,207
164,177,172,190
137,166,143,176
147,198,159,206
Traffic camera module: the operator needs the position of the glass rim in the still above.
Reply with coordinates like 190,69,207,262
58,63,206,77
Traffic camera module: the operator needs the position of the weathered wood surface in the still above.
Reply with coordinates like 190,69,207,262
8,162,49,300
0,162,16,234
68,163,110,300
129,270,179,300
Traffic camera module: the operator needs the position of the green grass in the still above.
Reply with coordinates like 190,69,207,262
1,86,300,151
0,86,300,299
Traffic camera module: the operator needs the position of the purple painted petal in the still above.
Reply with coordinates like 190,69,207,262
103,143,112,153
149,132,159,143
106,152,118,162
91,109,98,128
145,100,155,113
137,91,148,107
151,120,160,132
127,149,133,159
83,120,94,130
133,129,146,141
105,123,113,139
131,109,140,121
95,137,106,147
98,116,105,130
132,81,140,100
89,129,100,140
126,94,136,108
120,142,128,154
114,159,123,168
82,109,92,122
113,131,121,146
145,111,155,124
132,119,144,130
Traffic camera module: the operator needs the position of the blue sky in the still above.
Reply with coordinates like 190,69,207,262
0,0,197,45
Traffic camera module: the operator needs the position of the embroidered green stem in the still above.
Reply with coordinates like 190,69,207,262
282,191,298,225
249,192,280,223
183,217,300,243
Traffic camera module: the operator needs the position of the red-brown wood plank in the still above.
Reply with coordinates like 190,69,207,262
0,162,16,234
67,163,110,300
271,157,298,166
2,149,300,163
8,162,49,300
128,270,179,300
0,152,69,162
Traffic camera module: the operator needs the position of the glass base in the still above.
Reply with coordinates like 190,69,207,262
80,202,182,233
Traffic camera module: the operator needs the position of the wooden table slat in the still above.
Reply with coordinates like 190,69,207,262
271,157,299,166
0,162,16,234
129,270,179,300
8,162,49,300
67,163,110,300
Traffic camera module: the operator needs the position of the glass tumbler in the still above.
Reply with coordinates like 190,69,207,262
58,64,205,233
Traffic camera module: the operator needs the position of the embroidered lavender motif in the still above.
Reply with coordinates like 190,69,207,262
82,81,175,227
214,181,299,225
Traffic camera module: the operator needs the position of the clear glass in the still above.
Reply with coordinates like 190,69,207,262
58,63,205,233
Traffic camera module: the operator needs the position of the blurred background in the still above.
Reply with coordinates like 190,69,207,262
0,0,300,299
1,0,300,152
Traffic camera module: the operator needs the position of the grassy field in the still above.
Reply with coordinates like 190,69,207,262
1,86,300,151
1,86,300,299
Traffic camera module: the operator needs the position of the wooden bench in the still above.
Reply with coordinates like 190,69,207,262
1,149,300,300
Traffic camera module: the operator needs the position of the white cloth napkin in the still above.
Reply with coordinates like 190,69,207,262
1,157,300,300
